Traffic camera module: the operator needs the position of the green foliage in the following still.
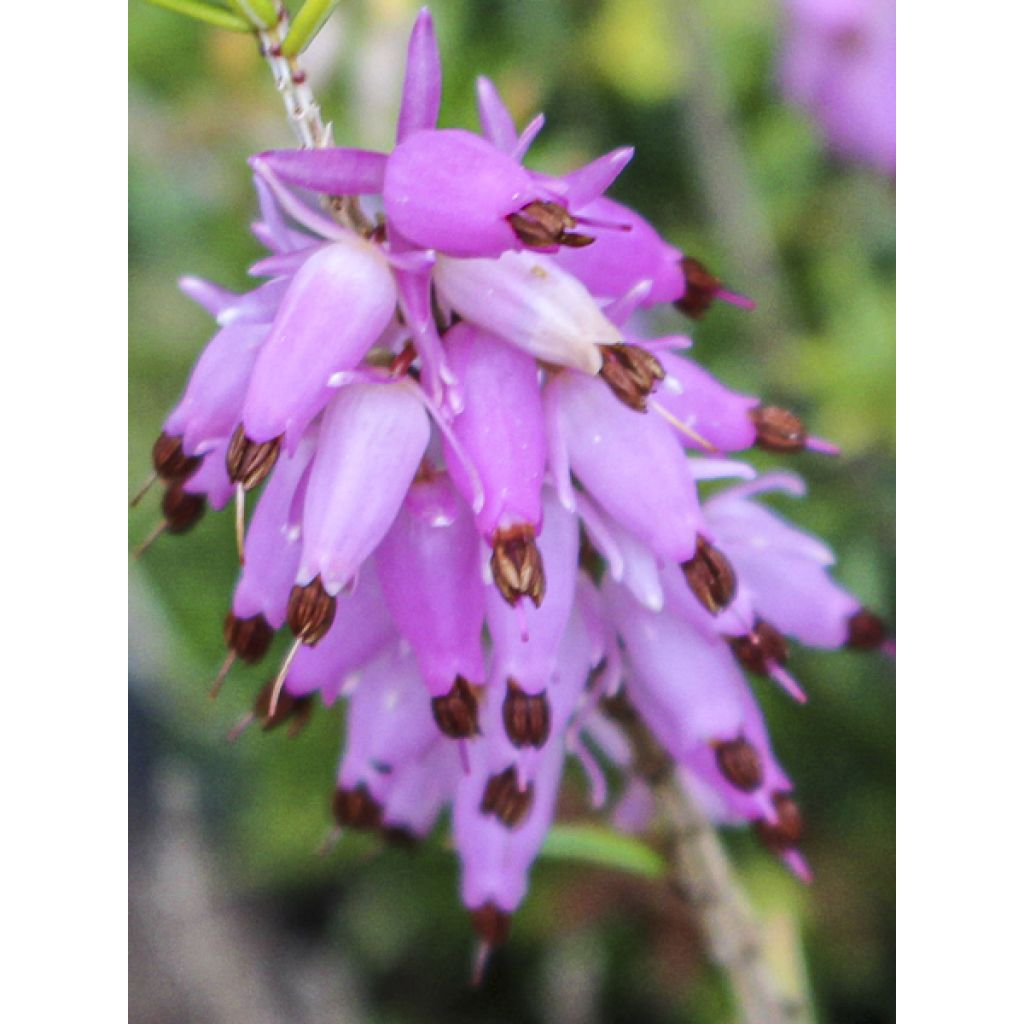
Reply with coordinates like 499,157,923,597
283,0,344,57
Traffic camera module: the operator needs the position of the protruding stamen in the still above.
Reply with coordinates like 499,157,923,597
471,902,511,946
480,766,535,828
674,257,754,319
226,424,282,491
129,471,158,508
682,536,737,614
502,680,551,749
286,576,337,645
255,671,313,734
152,432,201,482
755,791,804,852
234,484,246,563
845,608,890,652
317,826,343,857
749,405,808,454
650,400,720,453
208,651,237,699
132,520,168,560
730,619,789,676
507,200,594,250
388,341,418,377
713,737,764,793
490,525,546,608
431,675,480,739
331,784,383,830
223,611,275,664
267,638,302,719
598,344,666,412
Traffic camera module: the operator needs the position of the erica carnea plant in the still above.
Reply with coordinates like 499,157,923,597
132,2,893,1017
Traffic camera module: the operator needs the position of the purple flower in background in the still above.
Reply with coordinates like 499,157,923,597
779,0,896,174
134,6,893,961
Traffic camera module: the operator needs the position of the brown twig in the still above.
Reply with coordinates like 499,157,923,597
604,696,810,1024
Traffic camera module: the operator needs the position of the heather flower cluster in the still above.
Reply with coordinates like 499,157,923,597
137,9,891,955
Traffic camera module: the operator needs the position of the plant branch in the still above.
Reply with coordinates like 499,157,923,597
605,696,810,1024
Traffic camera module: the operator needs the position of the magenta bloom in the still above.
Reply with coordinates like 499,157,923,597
137,5,892,957
779,0,896,174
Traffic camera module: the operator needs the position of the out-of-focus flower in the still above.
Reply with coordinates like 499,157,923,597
135,6,892,958
779,0,896,174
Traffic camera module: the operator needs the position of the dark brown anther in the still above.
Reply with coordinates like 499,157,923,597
431,675,480,738
713,737,764,793
682,536,737,614
253,679,314,734
152,432,201,481
507,200,594,250
286,577,336,645
845,608,888,651
223,612,275,664
730,619,789,676
226,423,282,491
388,341,418,377
380,826,419,849
331,784,383,831
598,344,666,412
161,481,206,534
755,791,804,852
490,525,546,608
470,902,511,948
749,405,808,453
481,766,535,828
502,680,551,749
675,257,723,318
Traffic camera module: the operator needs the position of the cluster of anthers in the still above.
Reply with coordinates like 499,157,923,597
133,9,893,965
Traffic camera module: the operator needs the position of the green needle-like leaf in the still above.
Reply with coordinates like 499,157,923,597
541,824,666,879
143,0,249,31
281,0,342,57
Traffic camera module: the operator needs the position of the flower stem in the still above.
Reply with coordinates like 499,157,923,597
251,5,369,233
605,696,810,1024
256,5,331,149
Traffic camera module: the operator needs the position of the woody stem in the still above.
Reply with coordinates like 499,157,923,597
606,697,810,1024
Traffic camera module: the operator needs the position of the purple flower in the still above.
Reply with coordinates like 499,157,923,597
135,5,892,954
779,0,896,174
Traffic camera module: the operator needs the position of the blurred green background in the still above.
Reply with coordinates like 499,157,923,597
128,1,894,1021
